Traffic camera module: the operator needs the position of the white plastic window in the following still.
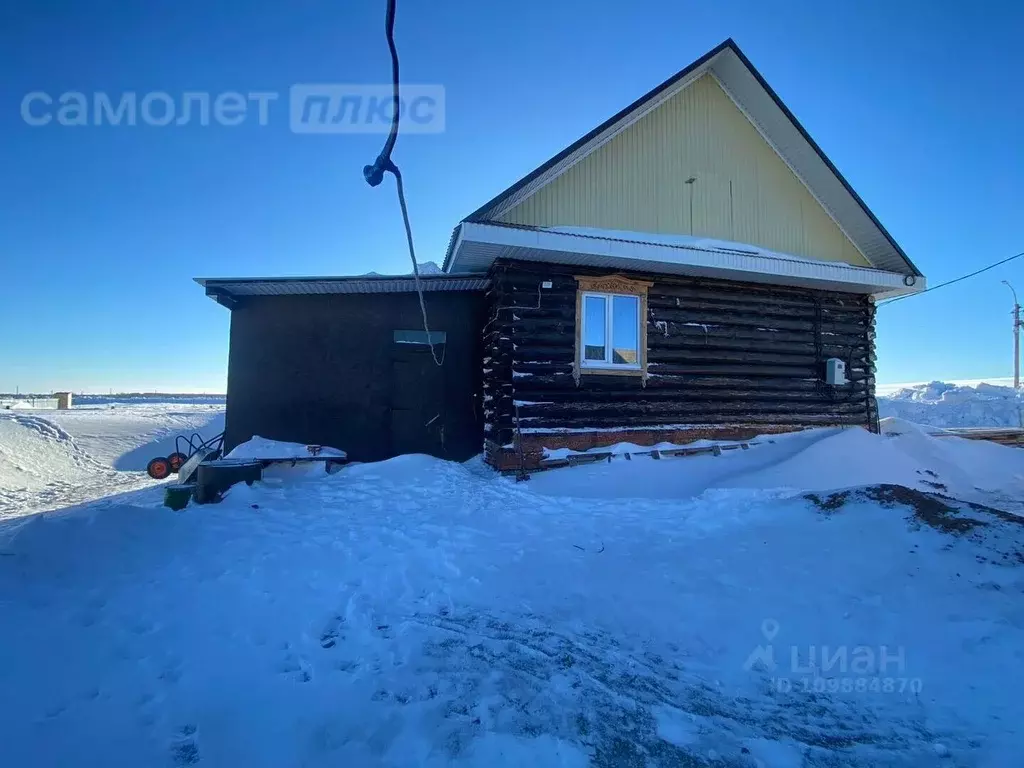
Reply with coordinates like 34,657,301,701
580,293,640,369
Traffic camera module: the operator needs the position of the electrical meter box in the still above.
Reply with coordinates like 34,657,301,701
825,358,848,386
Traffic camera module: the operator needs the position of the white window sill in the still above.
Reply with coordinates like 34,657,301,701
580,363,643,373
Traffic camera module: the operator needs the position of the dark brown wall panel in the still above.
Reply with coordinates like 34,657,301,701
225,291,485,462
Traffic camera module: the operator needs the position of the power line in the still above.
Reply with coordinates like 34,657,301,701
880,249,1024,307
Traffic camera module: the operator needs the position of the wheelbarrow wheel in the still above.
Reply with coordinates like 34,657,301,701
147,457,172,480
167,452,188,473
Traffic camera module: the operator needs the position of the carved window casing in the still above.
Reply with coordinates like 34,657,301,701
573,275,652,384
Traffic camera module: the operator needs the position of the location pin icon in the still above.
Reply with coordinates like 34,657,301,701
761,619,780,641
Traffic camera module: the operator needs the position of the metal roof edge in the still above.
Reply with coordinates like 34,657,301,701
195,272,487,286
441,223,464,273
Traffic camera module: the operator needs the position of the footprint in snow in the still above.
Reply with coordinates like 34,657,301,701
170,724,200,766
280,654,312,683
320,614,345,649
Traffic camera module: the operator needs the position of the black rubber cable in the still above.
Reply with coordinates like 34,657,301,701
363,0,444,366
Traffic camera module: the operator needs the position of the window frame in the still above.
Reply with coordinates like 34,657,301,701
393,329,447,346
573,274,652,381
579,291,642,371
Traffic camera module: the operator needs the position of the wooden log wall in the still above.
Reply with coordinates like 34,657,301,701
483,258,879,449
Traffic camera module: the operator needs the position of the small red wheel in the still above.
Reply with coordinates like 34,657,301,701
167,452,188,473
147,457,172,480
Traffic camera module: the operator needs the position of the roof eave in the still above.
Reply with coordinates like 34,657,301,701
195,273,490,304
449,222,924,298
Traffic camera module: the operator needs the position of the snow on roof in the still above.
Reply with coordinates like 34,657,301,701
359,261,444,277
544,226,840,268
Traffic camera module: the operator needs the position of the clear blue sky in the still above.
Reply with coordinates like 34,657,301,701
2,0,1021,393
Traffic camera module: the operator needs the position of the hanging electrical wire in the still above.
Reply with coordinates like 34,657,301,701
363,0,444,366
879,250,1024,307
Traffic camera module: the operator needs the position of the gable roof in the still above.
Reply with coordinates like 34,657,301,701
445,39,920,277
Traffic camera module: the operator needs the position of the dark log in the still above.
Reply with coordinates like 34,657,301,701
511,386,870,405
518,412,872,429
651,285,867,312
517,398,868,417
644,362,876,378
648,323,871,349
645,309,869,335
650,348,834,367
650,335,873,359
498,305,575,321
646,295,867,323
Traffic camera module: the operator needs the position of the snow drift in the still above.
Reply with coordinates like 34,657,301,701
0,403,224,518
226,436,346,460
1,421,1023,766
878,380,1024,428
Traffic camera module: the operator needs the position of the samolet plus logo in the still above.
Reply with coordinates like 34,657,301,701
289,84,445,134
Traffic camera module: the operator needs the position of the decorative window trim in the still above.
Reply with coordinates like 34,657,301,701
573,275,652,384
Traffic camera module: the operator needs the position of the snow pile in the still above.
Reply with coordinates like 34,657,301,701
542,438,736,460
1,426,1023,765
878,380,1024,428
530,423,1024,509
361,261,443,278
0,404,224,518
0,412,108,516
545,226,833,266
226,436,346,460
1,398,57,410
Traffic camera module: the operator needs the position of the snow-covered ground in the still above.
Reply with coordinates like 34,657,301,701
0,401,224,518
879,381,1024,429
1,416,1023,767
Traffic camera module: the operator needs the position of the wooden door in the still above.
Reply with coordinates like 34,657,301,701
390,343,446,457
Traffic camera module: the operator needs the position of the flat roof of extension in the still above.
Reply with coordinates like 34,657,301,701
195,273,490,308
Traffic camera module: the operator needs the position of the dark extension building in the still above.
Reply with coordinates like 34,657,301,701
198,40,924,472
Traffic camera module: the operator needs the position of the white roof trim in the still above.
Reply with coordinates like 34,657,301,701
461,41,919,278
448,223,924,298
196,275,489,302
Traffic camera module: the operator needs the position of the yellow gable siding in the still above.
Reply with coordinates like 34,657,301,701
497,75,869,267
